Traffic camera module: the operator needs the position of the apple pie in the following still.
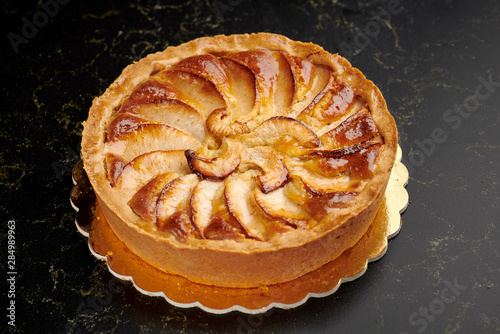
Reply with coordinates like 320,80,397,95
81,33,398,288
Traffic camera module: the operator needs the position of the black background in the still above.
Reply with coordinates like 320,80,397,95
1,0,499,333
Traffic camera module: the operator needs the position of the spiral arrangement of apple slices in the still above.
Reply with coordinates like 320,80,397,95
103,49,383,242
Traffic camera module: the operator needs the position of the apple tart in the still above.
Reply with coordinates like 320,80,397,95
81,33,398,288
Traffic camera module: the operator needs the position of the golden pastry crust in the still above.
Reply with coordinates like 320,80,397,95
81,33,398,288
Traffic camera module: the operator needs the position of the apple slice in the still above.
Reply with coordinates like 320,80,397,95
204,58,257,136
105,123,202,161
127,172,179,222
156,70,226,118
297,75,355,129
185,139,242,180
225,50,294,123
173,54,227,81
309,136,383,160
203,214,247,241
319,108,377,150
206,108,250,136
122,100,207,142
296,73,338,125
119,79,184,112
203,190,248,241
106,113,159,142
242,116,320,153
304,191,359,221
172,54,231,98
317,80,354,122
156,174,200,236
270,51,295,116
104,153,128,186
189,180,225,234
219,57,256,118
281,52,315,104
224,173,266,241
225,50,279,111
287,64,332,119
313,96,366,137
115,150,191,192
293,139,383,181
254,186,309,229
241,146,288,193
157,211,200,241
286,162,364,194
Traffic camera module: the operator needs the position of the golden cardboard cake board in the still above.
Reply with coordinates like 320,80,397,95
70,146,408,314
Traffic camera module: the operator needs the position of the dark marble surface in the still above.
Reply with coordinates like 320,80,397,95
1,0,499,333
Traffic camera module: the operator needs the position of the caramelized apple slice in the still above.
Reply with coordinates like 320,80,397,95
297,75,355,129
286,162,364,194
127,172,180,222
279,173,360,224
119,79,184,112
205,58,258,136
270,51,295,116
296,73,337,122
219,58,256,118
206,108,250,136
203,194,247,241
204,58,256,136
224,50,296,124
190,180,225,234
318,80,354,122
343,146,382,179
185,139,242,180
156,70,226,118
203,215,247,241
225,50,280,115
224,174,266,241
172,54,232,100
241,147,288,193
157,211,199,241
320,108,377,150
106,113,158,142
303,173,364,195
104,153,128,187
123,100,207,142
156,174,200,233
242,116,320,153
313,96,366,137
310,136,383,160
286,140,383,187
105,124,202,161
115,150,191,192
281,53,315,104
304,191,359,221
287,64,332,119
254,186,309,229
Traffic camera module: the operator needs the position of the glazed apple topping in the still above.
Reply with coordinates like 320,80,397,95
102,48,386,242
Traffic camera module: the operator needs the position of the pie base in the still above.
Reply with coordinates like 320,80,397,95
71,146,408,314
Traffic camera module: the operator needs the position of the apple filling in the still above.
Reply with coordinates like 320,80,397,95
102,49,383,242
